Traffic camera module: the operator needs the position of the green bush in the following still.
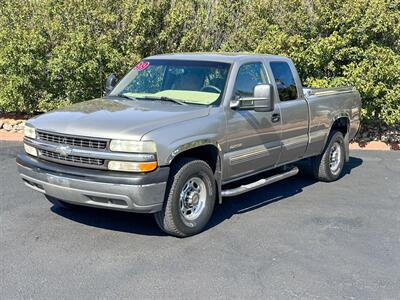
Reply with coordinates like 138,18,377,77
0,0,399,125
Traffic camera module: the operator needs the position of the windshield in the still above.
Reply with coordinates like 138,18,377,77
110,59,230,106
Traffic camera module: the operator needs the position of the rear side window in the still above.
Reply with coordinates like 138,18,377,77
270,62,298,101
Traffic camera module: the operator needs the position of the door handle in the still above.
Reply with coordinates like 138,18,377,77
271,113,280,123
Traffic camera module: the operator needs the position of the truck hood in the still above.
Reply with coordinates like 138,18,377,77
29,98,210,140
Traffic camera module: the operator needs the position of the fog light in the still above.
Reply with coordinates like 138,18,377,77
108,161,157,172
24,143,38,157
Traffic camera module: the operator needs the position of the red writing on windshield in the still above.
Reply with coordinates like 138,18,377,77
133,61,150,71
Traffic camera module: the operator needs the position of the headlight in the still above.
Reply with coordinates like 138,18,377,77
24,143,38,157
108,161,157,172
24,125,36,139
109,140,156,153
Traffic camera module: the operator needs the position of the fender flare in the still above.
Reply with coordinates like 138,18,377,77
166,140,224,204
324,113,351,162
166,139,222,164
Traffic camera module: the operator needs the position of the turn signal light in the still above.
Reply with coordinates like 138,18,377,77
108,161,157,172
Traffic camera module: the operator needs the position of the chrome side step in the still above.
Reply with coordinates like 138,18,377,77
221,166,299,197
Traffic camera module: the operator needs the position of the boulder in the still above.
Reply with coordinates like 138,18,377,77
3,123,13,131
15,123,25,131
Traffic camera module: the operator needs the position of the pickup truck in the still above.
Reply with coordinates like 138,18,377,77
17,53,361,237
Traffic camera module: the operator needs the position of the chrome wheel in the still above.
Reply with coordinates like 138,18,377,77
179,177,207,221
329,142,342,174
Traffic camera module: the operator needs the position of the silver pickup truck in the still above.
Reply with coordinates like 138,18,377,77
17,53,361,237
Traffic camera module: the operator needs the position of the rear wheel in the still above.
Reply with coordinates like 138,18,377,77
45,195,77,210
155,158,216,237
312,131,346,182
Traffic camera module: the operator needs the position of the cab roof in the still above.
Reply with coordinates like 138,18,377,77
146,52,290,64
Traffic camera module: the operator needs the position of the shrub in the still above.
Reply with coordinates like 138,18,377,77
0,0,399,125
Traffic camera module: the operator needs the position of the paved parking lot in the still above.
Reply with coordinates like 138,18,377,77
1,141,400,299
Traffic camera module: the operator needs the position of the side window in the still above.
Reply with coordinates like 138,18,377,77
270,62,298,101
233,63,267,98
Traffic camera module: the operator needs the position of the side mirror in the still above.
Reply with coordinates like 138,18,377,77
230,84,274,112
105,74,118,95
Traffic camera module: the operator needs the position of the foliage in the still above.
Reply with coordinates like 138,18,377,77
0,0,399,125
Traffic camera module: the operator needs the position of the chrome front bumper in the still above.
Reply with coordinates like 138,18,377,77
17,153,169,213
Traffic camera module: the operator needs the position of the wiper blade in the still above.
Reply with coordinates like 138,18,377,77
110,93,136,100
136,96,187,105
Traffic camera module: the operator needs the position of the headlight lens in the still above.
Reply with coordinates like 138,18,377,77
24,143,38,157
109,140,156,153
24,125,36,139
108,161,157,172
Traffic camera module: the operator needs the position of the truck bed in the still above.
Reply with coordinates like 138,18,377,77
303,86,356,97
302,86,361,158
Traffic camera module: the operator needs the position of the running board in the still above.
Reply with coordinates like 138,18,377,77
221,166,299,197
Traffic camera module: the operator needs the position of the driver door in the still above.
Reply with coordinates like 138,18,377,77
224,62,282,182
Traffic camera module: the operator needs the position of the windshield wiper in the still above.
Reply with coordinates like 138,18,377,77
135,96,187,105
109,93,136,100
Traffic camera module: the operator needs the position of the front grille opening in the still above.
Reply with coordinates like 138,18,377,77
37,131,108,150
39,149,105,167
88,196,128,207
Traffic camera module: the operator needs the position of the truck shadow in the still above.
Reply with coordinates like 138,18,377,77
207,156,363,230
51,156,363,237
51,204,166,236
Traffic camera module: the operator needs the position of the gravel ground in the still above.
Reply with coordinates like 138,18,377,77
1,141,399,299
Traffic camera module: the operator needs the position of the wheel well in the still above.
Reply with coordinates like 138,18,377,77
331,117,349,137
170,145,219,172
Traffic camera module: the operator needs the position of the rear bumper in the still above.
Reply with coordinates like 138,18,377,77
16,153,169,213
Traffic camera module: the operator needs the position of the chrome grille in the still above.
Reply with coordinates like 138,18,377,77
39,149,105,168
37,131,108,150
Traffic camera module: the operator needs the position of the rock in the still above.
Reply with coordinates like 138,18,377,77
15,123,25,131
0,118,26,131
2,118,21,126
3,123,13,131
12,119,22,126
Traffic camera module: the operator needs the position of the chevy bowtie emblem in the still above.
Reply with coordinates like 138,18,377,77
56,145,73,156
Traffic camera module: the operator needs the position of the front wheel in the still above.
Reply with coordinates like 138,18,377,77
155,158,216,237
312,131,346,182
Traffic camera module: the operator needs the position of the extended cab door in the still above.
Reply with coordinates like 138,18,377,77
224,61,282,181
267,60,309,164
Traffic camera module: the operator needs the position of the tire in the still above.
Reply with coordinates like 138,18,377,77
45,195,77,210
155,158,216,238
312,131,346,182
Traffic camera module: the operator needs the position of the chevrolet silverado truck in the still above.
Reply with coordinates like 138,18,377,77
17,53,361,237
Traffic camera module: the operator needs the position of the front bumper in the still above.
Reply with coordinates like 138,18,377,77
16,153,169,213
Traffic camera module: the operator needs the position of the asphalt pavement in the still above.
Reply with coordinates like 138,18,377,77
1,141,399,299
